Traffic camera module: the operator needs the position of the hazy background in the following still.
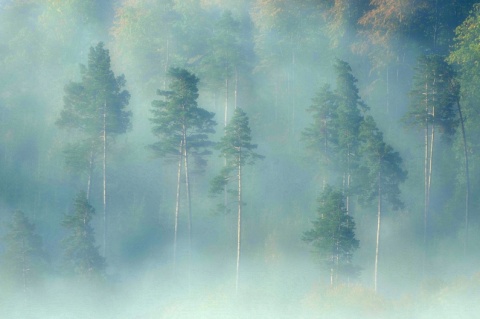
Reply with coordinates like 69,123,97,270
1,0,480,318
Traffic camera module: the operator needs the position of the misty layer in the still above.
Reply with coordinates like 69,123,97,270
1,0,480,318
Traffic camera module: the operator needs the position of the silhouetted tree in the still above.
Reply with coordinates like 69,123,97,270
57,42,131,257
62,191,105,279
358,116,407,292
302,83,339,187
210,107,263,294
404,54,458,268
303,186,359,287
1,210,48,297
149,67,216,266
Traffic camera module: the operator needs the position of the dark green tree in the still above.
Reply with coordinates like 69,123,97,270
358,116,407,292
149,67,216,266
210,107,263,294
56,42,131,257
1,211,48,296
447,7,480,252
333,59,367,212
303,186,359,287
404,54,458,267
62,191,105,279
302,84,339,186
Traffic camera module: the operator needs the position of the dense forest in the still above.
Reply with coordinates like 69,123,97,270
2,0,480,318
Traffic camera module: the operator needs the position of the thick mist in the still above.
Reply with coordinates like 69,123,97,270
1,0,480,318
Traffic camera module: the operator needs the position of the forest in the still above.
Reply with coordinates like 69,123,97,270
1,0,480,318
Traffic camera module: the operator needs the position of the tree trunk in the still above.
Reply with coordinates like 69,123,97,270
428,106,435,213
374,170,382,293
183,128,192,288
236,150,242,294
291,50,296,136
86,148,94,201
234,66,238,110
457,99,470,254
423,83,429,276
173,141,183,267
102,100,107,258
225,77,229,128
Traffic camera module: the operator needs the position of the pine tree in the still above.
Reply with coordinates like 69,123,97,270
149,67,216,267
61,191,105,279
202,10,244,126
302,83,339,187
210,107,263,294
358,116,407,292
404,54,458,270
303,186,359,287
1,211,48,296
57,42,131,257
334,60,367,201
303,60,367,198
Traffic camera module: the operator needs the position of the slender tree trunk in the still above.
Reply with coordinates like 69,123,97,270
374,170,382,293
423,119,429,275
86,149,94,201
234,66,238,110
183,128,192,287
236,150,242,295
423,81,429,275
330,267,334,287
225,77,229,128
224,75,230,217
164,38,169,91
457,100,470,254
103,100,107,258
173,141,183,267
346,144,351,216
428,107,435,212
291,50,296,136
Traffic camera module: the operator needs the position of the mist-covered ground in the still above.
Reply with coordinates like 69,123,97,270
1,0,480,318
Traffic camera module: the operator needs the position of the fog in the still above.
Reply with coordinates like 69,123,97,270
1,0,480,318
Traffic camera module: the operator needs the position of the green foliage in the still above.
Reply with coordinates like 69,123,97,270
57,42,131,174
58,42,131,135
302,84,338,167
210,108,262,190
303,60,367,189
405,54,458,136
303,186,359,283
201,10,244,88
149,67,216,167
1,210,48,289
334,59,367,160
357,116,407,209
62,191,105,278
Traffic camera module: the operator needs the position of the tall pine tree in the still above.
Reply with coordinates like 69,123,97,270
358,116,407,292
210,107,263,294
149,67,216,267
57,42,131,258
404,54,458,270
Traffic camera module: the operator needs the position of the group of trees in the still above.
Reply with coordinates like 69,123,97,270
2,0,480,310
302,59,406,291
